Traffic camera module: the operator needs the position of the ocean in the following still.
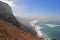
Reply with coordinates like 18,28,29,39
30,20,60,40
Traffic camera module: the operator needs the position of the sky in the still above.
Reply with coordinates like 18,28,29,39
0,0,60,20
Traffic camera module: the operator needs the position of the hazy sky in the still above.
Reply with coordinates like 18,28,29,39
0,0,60,20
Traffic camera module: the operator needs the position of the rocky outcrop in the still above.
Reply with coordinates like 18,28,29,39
0,1,20,27
0,1,37,36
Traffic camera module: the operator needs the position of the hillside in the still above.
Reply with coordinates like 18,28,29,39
0,1,37,36
0,1,44,40
0,19,43,40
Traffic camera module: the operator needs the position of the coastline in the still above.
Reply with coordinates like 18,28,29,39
30,20,43,37
30,20,51,40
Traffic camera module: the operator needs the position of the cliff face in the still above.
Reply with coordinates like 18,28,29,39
0,1,20,27
0,1,13,15
0,1,37,36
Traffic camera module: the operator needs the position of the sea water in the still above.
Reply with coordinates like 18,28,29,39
35,20,60,40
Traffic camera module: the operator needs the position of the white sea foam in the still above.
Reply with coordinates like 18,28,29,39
34,26,43,37
30,20,51,40
30,20,43,37
46,24,60,28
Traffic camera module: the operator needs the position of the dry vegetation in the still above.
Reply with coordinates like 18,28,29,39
0,19,43,40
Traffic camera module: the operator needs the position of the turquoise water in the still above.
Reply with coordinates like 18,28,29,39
35,20,60,40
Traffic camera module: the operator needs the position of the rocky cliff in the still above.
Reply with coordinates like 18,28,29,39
0,1,20,27
0,1,37,36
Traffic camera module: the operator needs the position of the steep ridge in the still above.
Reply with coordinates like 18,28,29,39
0,1,20,27
0,19,43,40
0,1,37,36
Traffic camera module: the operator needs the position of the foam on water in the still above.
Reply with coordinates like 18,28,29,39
30,20,43,37
46,24,60,28
30,20,51,40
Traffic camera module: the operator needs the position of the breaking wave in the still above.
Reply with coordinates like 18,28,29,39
30,20,43,37
30,20,51,40
46,24,60,28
